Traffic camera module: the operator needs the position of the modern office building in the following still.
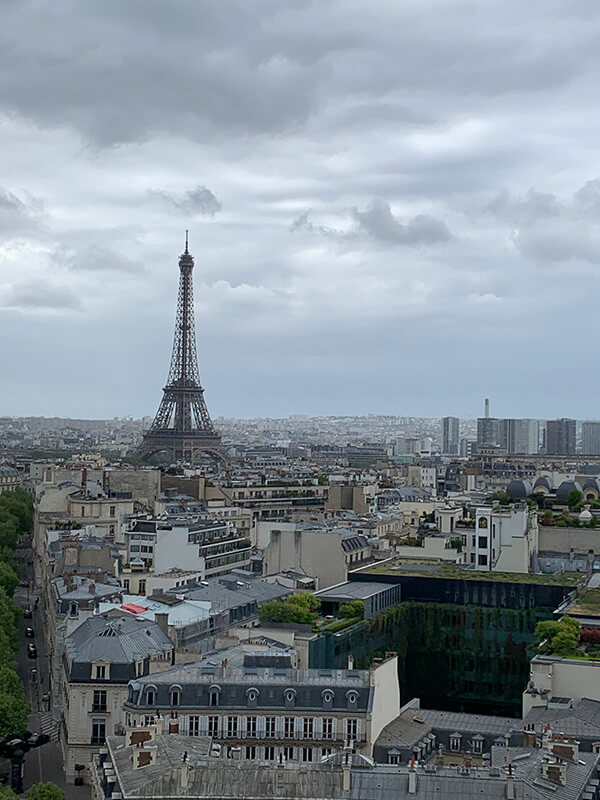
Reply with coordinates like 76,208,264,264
506,419,539,455
582,422,600,455
546,418,576,455
441,417,459,455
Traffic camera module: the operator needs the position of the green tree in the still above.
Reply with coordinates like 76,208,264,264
490,491,511,505
568,490,582,510
0,560,19,597
259,593,320,624
337,600,365,620
535,616,580,656
0,662,30,737
0,489,33,534
25,784,65,800
541,510,554,526
0,786,18,800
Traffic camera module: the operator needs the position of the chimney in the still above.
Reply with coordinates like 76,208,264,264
347,653,354,670
155,613,169,637
485,398,490,419
408,756,417,795
505,762,515,799
342,746,352,792
180,753,193,790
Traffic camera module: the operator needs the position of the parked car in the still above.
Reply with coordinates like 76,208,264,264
27,643,37,659
23,608,32,619
25,627,34,639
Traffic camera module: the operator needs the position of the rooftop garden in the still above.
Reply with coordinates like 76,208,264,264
258,593,365,634
535,616,600,660
568,588,600,617
362,559,581,586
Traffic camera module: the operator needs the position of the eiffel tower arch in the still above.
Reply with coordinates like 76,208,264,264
138,234,227,465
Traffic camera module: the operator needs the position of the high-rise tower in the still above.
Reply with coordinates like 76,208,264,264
138,234,226,464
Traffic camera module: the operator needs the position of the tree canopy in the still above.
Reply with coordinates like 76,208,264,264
337,600,365,620
26,784,65,800
259,592,321,624
535,616,581,657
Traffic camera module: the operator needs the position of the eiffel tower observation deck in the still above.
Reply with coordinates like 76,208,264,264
138,234,226,464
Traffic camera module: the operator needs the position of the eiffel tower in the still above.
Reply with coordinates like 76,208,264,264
138,234,226,464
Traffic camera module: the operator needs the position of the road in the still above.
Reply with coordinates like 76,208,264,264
13,538,90,799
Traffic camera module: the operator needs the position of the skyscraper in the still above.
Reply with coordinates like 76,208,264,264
442,416,460,455
546,418,576,455
582,421,600,455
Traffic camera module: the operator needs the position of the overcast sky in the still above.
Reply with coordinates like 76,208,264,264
2,0,600,420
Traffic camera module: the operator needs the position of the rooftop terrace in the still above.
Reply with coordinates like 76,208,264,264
359,559,581,586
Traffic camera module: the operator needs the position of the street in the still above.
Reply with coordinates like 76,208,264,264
12,539,90,799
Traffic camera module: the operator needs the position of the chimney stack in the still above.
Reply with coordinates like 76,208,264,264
485,398,490,419
505,763,515,799
347,653,354,670
408,756,417,795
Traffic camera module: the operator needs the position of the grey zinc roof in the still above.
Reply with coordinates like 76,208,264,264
315,581,396,601
524,697,600,740
66,615,173,664
184,576,291,613
376,707,517,750
107,734,344,799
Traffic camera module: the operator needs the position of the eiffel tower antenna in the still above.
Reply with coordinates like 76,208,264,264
137,236,226,464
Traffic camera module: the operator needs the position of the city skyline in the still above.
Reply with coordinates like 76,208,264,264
2,2,600,419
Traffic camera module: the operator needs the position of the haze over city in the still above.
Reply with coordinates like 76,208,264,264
1,1,600,420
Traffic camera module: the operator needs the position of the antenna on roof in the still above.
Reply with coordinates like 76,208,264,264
185,230,189,255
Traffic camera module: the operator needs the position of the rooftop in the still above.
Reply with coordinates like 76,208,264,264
358,560,581,585
66,615,173,664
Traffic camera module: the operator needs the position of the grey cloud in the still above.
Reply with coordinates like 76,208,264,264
2,280,81,311
292,200,452,247
50,245,143,274
515,222,600,265
350,199,452,245
0,188,42,236
0,1,596,147
483,180,600,263
150,186,222,217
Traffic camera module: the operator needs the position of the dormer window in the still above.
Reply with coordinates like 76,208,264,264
345,690,358,709
95,664,106,680
169,684,182,707
284,688,296,707
69,602,79,618
147,689,155,706
246,687,259,707
209,685,222,707
321,690,334,708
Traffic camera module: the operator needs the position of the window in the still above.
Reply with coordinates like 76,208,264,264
322,718,333,740
284,717,294,738
321,748,332,758
171,690,180,706
91,718,106,745
146,689,155,706
245,746,256,760
472,737,483,754
265,717,276,738
227,716,238,738
478,517,488,529
123,579,130,592
109,525,115,535
110,505,116,517
345,719,358,742
189,716,200,736
69,602,78,617
303,718,314,739
81,506,85,518
95,665,106,680
283,747,295,761
210,690,219,707
478,554,488,566
264,746,275,760
139,580,146,595
92,690,107,712
247,716,257,737
388,753,400,765
208,716,219,737
302,747,313,763
478,536,488,549
450,734,461,752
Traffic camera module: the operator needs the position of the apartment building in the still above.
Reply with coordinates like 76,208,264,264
61,615,174,781
463,504,538,573
123,644,400,761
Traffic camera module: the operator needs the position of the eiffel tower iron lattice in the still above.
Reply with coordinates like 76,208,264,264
138,235,226,464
